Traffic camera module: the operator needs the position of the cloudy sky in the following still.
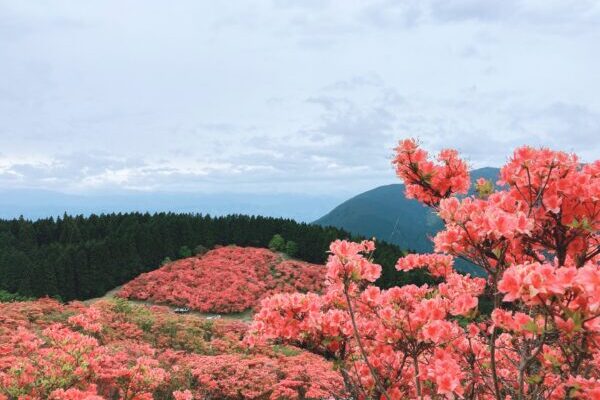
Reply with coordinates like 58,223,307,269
1,0,599,196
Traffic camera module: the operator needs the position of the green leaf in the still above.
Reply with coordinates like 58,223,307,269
492,247,502,259
476,179,494,198
580,217,592,231
543,353,560,367
572,311,583,331
523,320,539,333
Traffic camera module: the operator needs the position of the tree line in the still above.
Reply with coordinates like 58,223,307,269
0,212,432,301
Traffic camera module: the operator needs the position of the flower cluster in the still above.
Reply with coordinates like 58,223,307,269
0,298,342,399
326,239,380,286
118,246,325,313
190,352,342,399
396,253,454,278
253,140,600,399
48,385,104,400
251,241,486,398
392,138,470,206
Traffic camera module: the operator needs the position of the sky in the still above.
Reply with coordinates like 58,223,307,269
1,0,599,197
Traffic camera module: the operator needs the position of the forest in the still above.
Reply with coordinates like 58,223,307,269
0,212,428,301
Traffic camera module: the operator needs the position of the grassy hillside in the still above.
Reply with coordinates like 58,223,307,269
314,167,501,275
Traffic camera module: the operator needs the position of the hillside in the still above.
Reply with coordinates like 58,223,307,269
314,167,500,275
0,298,341,399
118,246,325,313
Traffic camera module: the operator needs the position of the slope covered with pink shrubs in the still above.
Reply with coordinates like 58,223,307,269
118,246,326,313
0,298,342,399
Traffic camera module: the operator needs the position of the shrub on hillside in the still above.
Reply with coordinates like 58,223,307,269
178,245,193,258
268,234,286,252
193,244,209,256
0,290,32,303
118,246,326,313
0,298,342,399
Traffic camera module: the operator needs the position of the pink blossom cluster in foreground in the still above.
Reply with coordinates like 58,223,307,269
251,139,600,399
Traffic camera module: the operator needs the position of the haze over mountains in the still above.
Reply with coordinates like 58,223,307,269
0,190,343,222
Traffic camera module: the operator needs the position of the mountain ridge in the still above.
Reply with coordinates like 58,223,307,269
314,167,501,275
0,189,343,222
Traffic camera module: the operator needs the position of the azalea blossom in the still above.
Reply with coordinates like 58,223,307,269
253,140,600,399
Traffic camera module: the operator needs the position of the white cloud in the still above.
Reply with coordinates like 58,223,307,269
0,0,598,195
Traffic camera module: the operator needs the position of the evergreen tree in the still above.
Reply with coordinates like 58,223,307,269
0,212,422,301
194,244,209,256
284,240,298,257
178,245,192,258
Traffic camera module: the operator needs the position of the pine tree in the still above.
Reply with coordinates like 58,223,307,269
0,212,417,301
284,240,298,257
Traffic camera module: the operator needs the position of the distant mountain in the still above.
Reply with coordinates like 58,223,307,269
0,189,343,222
314,167,501,275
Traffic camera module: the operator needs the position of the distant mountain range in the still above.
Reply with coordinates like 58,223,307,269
1,167,502,275
0,189,343,223
314,167,501,275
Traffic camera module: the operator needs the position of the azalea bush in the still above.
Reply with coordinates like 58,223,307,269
189,352,342,399
118,246,326,313
251,140,600,399
0,298,342,399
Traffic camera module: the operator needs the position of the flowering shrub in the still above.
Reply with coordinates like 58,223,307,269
118,246,325,313
189,352,343,399
0,298,342,399
251,140,600,399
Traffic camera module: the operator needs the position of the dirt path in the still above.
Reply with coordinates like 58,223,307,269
83,286,253,321
83,286,123,305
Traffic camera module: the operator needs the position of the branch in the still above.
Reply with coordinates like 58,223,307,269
343,287,392,400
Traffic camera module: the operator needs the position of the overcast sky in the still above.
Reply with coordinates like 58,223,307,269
1,0,599,196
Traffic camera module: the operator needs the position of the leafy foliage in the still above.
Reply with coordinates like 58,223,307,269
0,290,33,303
268,234,286,252
268,234,299,258
178,246,192,259
285,241,299,257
